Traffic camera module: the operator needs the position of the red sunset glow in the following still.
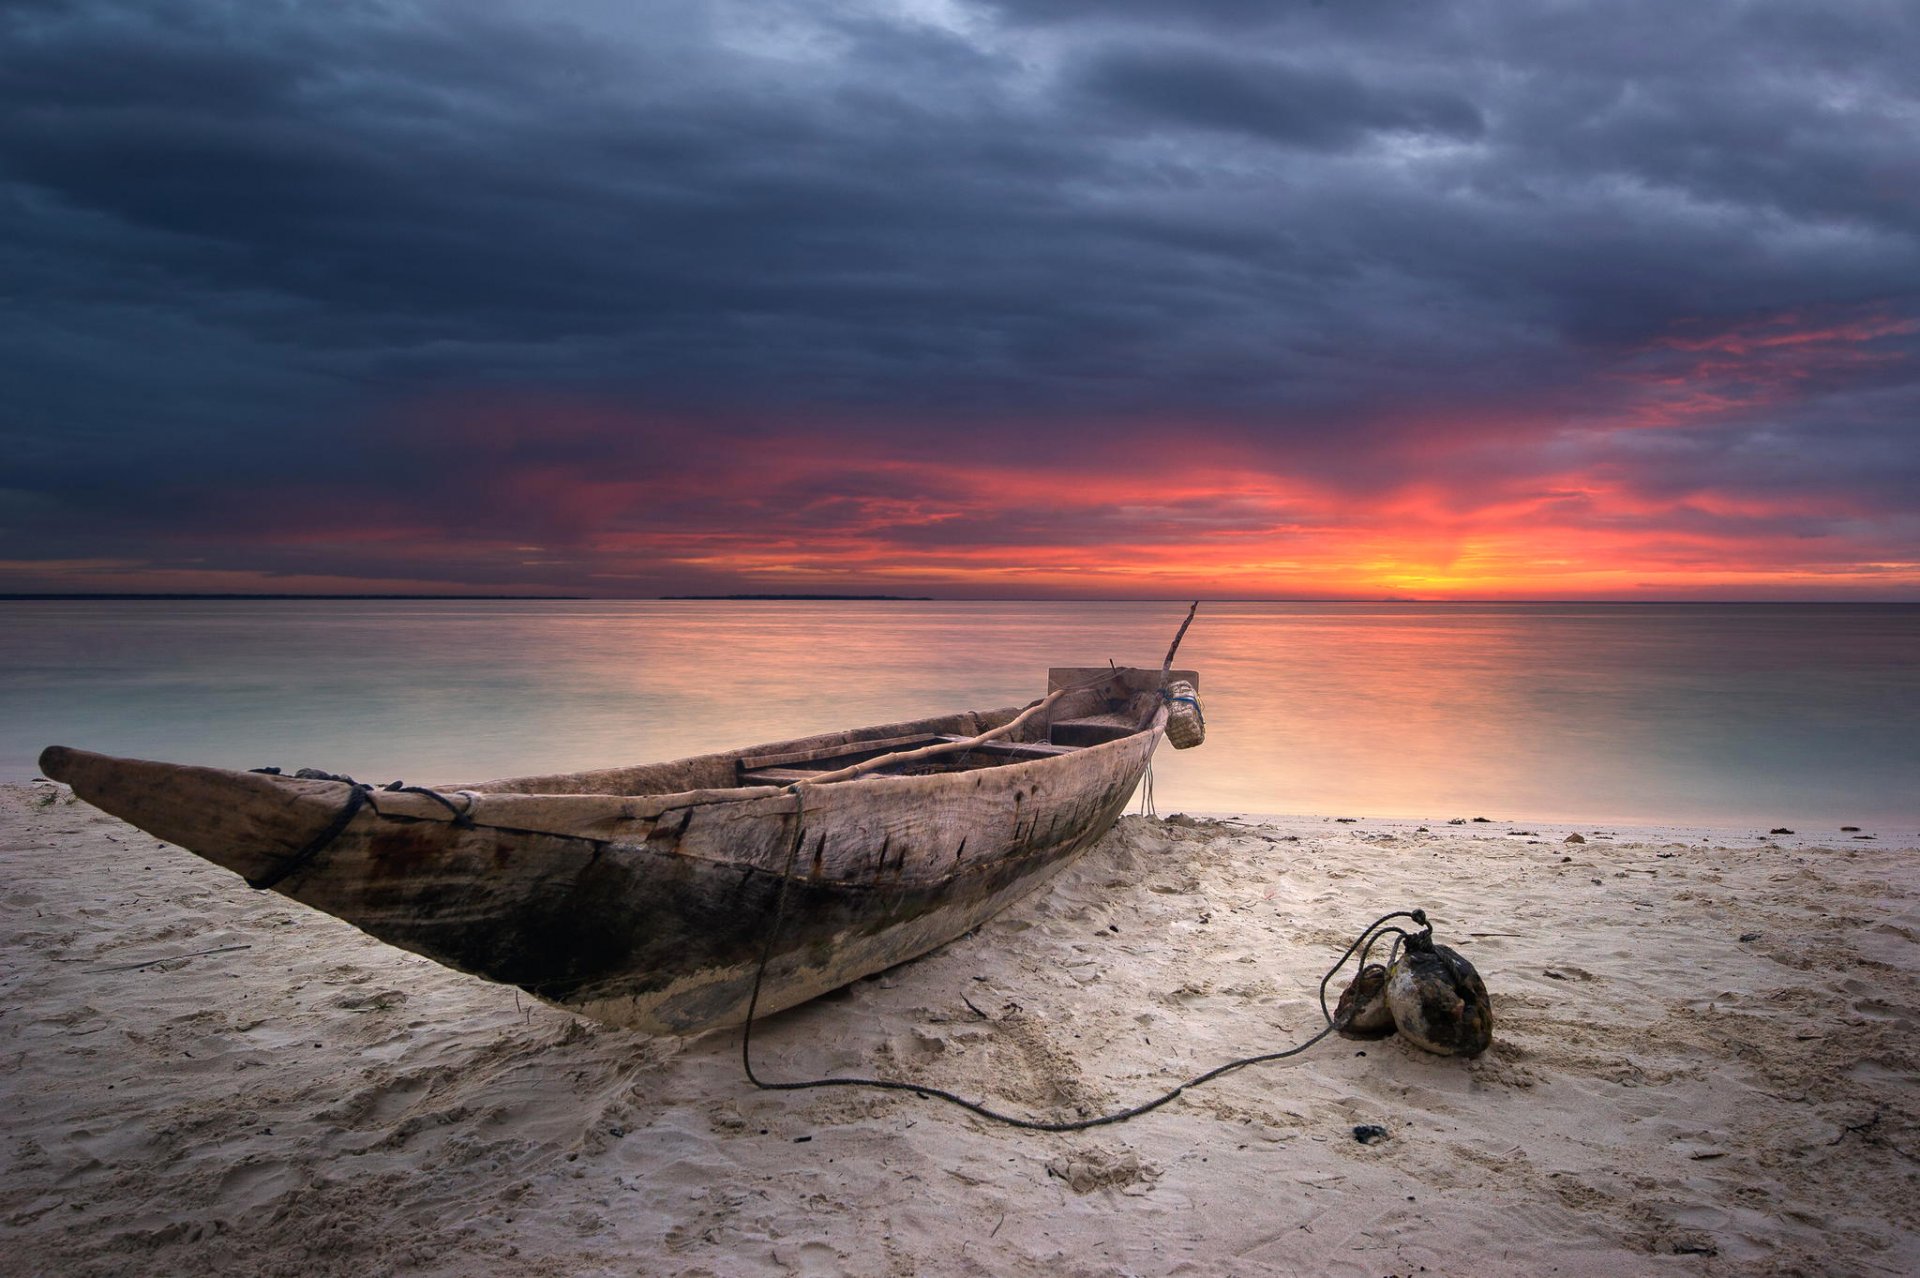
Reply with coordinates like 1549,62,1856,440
9,304,1903,602
3,172,1914,604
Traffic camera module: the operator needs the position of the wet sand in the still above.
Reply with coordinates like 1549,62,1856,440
3,782,1915,1276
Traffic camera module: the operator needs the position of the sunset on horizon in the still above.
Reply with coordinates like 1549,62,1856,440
3,0,1915,600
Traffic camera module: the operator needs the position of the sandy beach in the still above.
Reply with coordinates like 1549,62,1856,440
3,780,1915,1276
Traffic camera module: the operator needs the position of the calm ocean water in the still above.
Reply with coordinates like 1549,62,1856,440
2,600,1914,829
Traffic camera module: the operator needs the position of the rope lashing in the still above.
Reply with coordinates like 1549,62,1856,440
382,780,478,827
740,785,1438,1131
241,774,484,891
245,782,373,890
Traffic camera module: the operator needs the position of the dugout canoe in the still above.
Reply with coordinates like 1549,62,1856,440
38,665,1198,1035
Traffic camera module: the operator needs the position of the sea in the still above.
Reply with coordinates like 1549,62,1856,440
2,599,1914,831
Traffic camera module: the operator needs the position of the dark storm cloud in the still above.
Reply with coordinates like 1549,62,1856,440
0,0,1915,592
1072,45,1483,148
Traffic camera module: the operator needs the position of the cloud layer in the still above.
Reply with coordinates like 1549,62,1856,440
3,0,1915,596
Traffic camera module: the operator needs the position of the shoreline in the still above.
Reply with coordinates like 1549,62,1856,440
2,782,1915,1275
11,773,1911,848
1178,810,1919,854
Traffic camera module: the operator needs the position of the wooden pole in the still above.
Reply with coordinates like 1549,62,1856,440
797,689,1070,787
1161,601,1199,688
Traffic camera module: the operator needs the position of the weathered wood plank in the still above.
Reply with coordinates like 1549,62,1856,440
931,736,1078,757
735,733,945,772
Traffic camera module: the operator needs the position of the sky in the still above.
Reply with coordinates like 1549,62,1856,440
2,0,1916,600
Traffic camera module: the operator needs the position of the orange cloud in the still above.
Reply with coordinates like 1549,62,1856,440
526,444,1912,599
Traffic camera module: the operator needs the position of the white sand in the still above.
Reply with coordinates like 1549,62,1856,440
3,783,1916,1276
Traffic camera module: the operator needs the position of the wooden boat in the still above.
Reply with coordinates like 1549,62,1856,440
39,665,1198,1035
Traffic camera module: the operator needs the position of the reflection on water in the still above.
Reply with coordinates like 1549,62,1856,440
2,600,1914,827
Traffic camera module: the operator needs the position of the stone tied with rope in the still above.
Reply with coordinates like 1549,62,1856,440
1332,963,1396,1040
1331,910,1494,1057
1386,929,1494,1056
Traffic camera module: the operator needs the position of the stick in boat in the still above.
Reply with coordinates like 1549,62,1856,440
794,688,1072,787
1161,600,1199,689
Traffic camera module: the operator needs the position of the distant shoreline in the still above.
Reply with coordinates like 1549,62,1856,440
1,594,1911,605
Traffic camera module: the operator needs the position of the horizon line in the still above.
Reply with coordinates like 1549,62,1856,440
3,593,1916,606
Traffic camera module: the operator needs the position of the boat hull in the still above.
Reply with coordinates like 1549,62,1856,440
40,698,1162,1034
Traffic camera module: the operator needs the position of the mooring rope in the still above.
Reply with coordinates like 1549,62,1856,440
740,783,1432,1131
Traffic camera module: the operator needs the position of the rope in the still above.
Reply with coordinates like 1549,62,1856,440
241,770,480,889
1317,915,1425,1025
740,787,1434,1131
382,781,477,827
245,783,372,890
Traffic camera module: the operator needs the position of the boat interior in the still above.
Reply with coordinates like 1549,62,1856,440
456,667,1198,797
732,666,1197,786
